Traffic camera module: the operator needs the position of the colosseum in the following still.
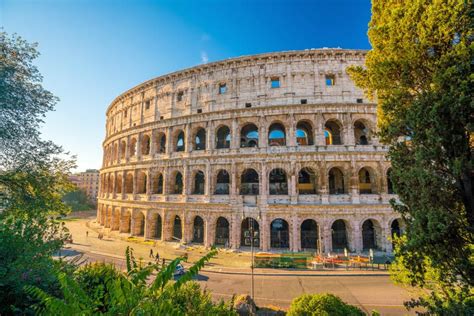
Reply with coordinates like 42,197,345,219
97,49,404,254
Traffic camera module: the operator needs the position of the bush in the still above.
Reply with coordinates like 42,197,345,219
287,293,365,316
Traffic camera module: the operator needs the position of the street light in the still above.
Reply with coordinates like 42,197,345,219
242,210,260,301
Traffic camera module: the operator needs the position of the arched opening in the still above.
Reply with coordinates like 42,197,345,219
125,173,134,194
194,128,206,150
268,122,286,146
215,170,230,195
215,217,229,246
362,219,377,250
331,220,348,251
175,130,185,152
387,168,394,194
193,216,204,244
215,125,231,149
153,214,162,239
354,120,370,145
240,169,259,195
141,135,151,155
359,167,376,194
134,212,145,236
270,219,289,248
113,143,118,161
121,211,131,233
298,167,317,194
324,120,342,145
193,171,205,195
269,168,288,195
157,133,166,154
173,172,183,194
129,138,137,156
108,175,114,193
240,124,259,148
391,219,402,248
329,168,345,194
301,219,318,250
173,215,182,241
296,121,314,145
241,218,260,248
120,140,126,159
116,174,122,194
152,173,163,194
137,172,147,194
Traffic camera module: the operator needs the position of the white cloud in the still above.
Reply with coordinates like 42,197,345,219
200,51,209,64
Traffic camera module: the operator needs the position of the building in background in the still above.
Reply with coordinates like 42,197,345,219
70,169,100,204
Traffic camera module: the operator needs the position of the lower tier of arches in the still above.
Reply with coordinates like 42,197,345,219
96,203,404,254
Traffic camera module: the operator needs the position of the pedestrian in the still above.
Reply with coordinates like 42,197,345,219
155,252,160,262
149,248,154,258
162,258,166,266
86,231,89,238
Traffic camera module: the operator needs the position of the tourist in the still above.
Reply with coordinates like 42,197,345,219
149,248,154,258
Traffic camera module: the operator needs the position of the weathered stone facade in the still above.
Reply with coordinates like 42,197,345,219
97,49,403,253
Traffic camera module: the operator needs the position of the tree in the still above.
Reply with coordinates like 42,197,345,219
62,188,94,211
0,31,75,314
287,293,365,316
348,0,473,314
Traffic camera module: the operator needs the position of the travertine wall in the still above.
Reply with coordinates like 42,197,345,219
97,49,403,254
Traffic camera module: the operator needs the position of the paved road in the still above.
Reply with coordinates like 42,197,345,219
62,248,414,315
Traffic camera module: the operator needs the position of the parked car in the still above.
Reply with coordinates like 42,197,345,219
174,264,185,277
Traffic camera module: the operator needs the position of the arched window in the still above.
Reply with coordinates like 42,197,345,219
215,125,231,149
113,143,118,161
359,167,376,194
391,219,403,248
173,215,182,240
298,167,317,194
331,220,348,251
141,135,150,155
175,130,185,152
268,123,286,146
329,168,345,194
362,219,377,250
193,171,205,195
153,214,162,239
301,219,318,250
296,121,313,145
387,168,394,194
215,217,229,246
270,219,289,248
173,172,183,194
240,169,259,195
215,170,230,195
116,174,122,193
125,173,134,194
194,128,206,151
325,120,342,145
241,218,260,248
129,138,137,156
152,173,163,194
120,140,126,159
269,168,288,195
137,172,147,194
354,120,370,145
157,133,166,154
193,216,204,243
108,174,114,193
240,124,259,148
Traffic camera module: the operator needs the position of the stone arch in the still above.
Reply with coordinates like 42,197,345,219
361,218,382,250
270,218,290,249
331,219,350,252
150,212,162,239
193,127,206,151
215,216,230,247
241,217,260,248
215,169,230,195
268,122,286,146
240,168,259,195
215,125,231,149
192,170,205,195
387,168,395,194
324,119,343,145
125,172,134,194
240,123,259,148
105,206,112,228
172,215,182,241
132,211,145,236
129,137,137,156
113,143,118,161
301,219,319,250
120,140,127,159
328,167,346,194
298,167,317,194
174,129,185,152
192,216,205,244
137,171,147,194
141,134,151,155
120,209,132,233
172,171,183,194
269,168,288,195
155,132,166,154
152,172,164,194
358,167,378,194
116,174,122,194
354,119,372,145
296,120,314,146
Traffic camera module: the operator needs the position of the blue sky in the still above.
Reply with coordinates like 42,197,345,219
1,0,371,171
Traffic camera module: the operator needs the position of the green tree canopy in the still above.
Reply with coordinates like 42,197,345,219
348,0,473,314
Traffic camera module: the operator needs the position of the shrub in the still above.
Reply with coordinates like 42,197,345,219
287,293,365,316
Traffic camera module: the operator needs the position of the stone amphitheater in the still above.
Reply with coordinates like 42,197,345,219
97,49,404,254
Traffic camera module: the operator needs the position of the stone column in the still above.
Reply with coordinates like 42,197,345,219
231,162,238,198
345,114,355,145
291,214,299,252
183,163,190,196
185,123,191,153
136,132,142,160
259,117,268,148
121,170,126,199
352,221,362,253
231,118,239,149
350,162,360,204
146,169,152,199
149,130,156,156
206,121,214,152
288,114,296,147
126,135,131,161
133,169,138,197
165,127,172,154
205,162,211,199
204,216,212,248
260,163,267,205
232,213,240,249
315,113,326,146
290,162,297,204
261,213,269,251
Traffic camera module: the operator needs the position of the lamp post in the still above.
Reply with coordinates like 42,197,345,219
250,216,255,300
